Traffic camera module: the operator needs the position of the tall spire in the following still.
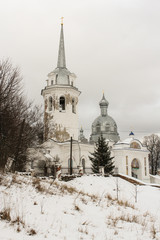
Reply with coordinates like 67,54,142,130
57,18,66,68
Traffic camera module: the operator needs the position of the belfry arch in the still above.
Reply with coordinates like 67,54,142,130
131,158,142,179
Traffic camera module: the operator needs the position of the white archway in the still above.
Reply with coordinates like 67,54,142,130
131,158,142,179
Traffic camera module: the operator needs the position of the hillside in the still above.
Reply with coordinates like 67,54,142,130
0,174,160,240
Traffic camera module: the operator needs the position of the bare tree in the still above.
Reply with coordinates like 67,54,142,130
143,134,160,175
0,59,43,171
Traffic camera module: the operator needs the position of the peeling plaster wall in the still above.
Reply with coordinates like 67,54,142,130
47,141,94,171
42,86,80,141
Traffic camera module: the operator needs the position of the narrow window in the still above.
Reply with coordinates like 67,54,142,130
126,156,128,175
59,96,65,111
96,123,101,133
72,98,76,113
49,97,52,111
82,159,85,173
51,80,53,85
55,74,58,84
67,75,70,84
105,124,110,132
31,160,34,169
144,157,147,176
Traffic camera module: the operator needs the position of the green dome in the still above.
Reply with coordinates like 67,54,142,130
90,94,120,143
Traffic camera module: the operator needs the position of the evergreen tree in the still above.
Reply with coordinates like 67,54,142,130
89,134,115,174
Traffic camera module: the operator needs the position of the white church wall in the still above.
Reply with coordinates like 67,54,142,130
42,86,80,141
45,141,94,174
113,148,149,181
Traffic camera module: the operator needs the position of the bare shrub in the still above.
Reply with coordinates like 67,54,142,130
32,178,44,192
143,211,150,217
28,228,37,235
78,227,88,235
17,226,21,232
11,174,18,184
79,190,85,196
81,197,87,205
32,177,40,185
60,185,77,194
0,208,11,221
74,204,81,211
106,193,113,201
12,215,24,225
90,194,98,202
40,199,44,214
117,199,135,209
150,224,156,239
0,175,3,184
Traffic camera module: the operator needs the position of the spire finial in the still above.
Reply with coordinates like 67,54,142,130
61,17,64,25
57,19,66,68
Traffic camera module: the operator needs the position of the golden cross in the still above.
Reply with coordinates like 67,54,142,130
61,17,64,25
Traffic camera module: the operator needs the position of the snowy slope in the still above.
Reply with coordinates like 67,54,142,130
0,174,160,240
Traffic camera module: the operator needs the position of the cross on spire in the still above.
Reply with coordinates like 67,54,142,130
61,17,64,25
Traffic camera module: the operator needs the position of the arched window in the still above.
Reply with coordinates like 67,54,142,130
114,124,117,131
82,158,85,173
59,96,65,111
111,126,114,132
126,156,128,175
131,158,139,169
49,97,52,111
105,124,110,132
96,123,101,133
144,157,147,176
72,98,76,113
130,142,141,149
55,74,58,84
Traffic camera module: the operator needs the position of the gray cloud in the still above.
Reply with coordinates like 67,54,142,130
1,0,160,140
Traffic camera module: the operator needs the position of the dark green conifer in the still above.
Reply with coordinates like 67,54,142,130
89,134,115,174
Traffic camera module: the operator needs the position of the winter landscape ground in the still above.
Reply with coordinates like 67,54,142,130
0,174,160,240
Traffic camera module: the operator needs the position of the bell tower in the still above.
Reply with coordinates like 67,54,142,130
41,20,81,142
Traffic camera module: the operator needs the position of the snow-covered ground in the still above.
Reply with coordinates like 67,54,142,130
0,173,160,240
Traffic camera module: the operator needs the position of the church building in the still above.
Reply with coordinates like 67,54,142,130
27,20,150,182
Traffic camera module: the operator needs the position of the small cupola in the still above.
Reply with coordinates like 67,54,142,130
129,131,135,137
99,93,109,117
79,127,88,143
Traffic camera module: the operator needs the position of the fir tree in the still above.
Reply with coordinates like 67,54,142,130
89,134,115,174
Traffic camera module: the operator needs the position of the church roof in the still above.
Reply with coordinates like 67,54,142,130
99,93,109,107
129,131,134,136
49,21,76,85
57,22,66,68
92,114,116,127
90,94,120,143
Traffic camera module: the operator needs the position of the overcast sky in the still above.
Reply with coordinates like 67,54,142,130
1,0,160,140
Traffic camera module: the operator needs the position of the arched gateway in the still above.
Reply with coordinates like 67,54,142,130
131,158,141,179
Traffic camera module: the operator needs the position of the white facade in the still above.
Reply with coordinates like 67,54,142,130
31,139,94,175
27,23,151,182
41,23,80,142
41,85,80,141
113,137,150,182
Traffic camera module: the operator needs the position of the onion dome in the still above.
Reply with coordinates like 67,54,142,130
90,94,120,143
129,131,134,136
99,93,109,107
